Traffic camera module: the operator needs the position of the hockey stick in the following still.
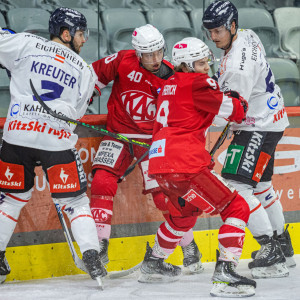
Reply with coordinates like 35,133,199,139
53,200,87,273
108,262,142,279
117,150,149,183
209,121,232,158
29,79,150,149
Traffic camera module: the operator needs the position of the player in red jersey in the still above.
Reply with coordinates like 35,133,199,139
141,37,257,297
90,25,203,274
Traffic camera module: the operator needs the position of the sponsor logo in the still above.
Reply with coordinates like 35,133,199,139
251,42,258,61
72,149,87,183
265,193,272,201
121,90,156,121
273,107,286,123
149,139,166,158
245,116,256,126
92,209,109,222
60,168,69,184
5,167,14,181
267,96,278,110
219,136,300,175
7,120,71,139
53,183,77,189
10,104,20,117
241,132,263,173
182,189,215,214
174,43,187,49
239,48,246,70
162,85,177,96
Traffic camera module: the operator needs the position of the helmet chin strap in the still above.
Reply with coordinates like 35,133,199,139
58,36,77,54
222,24,238,51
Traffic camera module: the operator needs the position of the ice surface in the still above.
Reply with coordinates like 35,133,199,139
0,256,299,300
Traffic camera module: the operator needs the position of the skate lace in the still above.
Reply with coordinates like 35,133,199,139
161,260,176,271
182,242,195,258
256,243,271,259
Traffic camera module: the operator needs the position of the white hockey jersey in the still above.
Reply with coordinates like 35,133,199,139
0,30,97,151
214,29,289,132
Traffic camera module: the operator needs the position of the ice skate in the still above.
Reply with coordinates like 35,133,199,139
276,225,296,268
181,239,204,274
138,242,182,283
211,250,256,298
249,235,289,279
82,249,107,289
99,239,109,266
0,251,11,284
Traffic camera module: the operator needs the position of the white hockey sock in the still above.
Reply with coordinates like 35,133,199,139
254,181,285,235
56,194,100,254
226,180,273,237
0,191,31,250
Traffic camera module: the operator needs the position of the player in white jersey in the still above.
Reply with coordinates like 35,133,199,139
202,0,295,278
0,7,106,284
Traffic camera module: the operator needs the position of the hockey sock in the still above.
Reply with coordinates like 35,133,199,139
179,228,194,247
254,182,285,235
0,191,31,250
57,194,100,253
152,221,186,258
91,195,113,241
218,217,246,264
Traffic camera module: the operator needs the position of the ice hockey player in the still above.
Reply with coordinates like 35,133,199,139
144,37,256,297
202,0,295,278
0,8,106,285
90,24,203,275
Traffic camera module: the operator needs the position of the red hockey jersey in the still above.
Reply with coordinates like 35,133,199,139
92,50,173,136
148,72,245,175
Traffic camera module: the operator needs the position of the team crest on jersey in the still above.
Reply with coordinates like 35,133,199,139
121,90,156,122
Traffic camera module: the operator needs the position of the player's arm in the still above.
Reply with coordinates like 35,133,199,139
0,28,17,71
91,50,127,89
192,75,248,124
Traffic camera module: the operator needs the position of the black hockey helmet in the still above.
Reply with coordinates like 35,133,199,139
49,7,88,38
202,0,238,30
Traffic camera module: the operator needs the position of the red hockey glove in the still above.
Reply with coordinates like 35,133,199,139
225,90,248,124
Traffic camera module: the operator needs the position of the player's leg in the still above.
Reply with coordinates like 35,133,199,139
0,141,36,283
44,148,106,280
222,130,288,278
254,180,295,268
90,138,132,265
138,212,197,283
163,169,256,296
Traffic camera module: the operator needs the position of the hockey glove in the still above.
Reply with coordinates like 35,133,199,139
225,90,248,124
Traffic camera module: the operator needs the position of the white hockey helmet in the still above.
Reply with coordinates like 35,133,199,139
132,24,165,55
172,37,213,71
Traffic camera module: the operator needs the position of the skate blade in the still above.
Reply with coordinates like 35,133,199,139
95,276,104,290
138,272,182,283
184,261,204,274
251,262,289,279
286,257,296,268
210,282,255,298
0,275,7,284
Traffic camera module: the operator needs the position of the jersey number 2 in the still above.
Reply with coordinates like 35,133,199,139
32,80,64,102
